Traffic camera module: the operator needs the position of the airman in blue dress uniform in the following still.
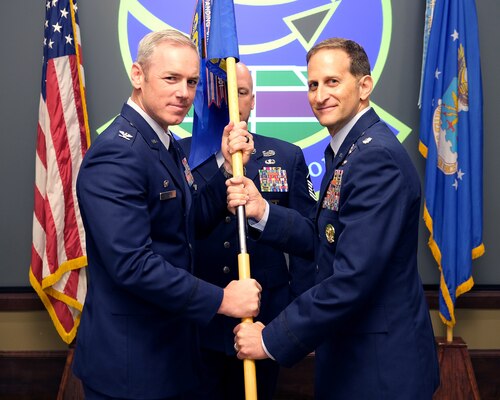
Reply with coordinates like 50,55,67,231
72,30,261,400
229,39,439,400
180,62,317,400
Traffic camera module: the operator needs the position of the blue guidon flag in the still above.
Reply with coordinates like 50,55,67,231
189,0,240,169
419,0,484,327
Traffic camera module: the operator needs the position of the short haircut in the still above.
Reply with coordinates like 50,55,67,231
136,29,198,74
306,38,371,77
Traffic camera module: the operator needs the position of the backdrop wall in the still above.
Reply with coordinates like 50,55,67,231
1,0,499,287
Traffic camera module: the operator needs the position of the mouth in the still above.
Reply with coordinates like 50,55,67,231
315,105,337,113
168,104,189,112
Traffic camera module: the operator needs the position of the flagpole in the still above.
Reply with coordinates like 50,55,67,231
226,56,258,400
68,0,91,146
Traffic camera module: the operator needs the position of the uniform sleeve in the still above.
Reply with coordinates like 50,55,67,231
263,144,413,367
77,138,223,325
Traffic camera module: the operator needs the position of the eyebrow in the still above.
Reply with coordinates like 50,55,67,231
159,70,199,79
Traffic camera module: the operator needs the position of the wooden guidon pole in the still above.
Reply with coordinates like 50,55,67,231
226,56,258,400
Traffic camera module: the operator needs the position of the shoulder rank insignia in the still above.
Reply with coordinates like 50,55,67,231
362,137,373,144
322,169,343,211
259,167,288,192
118,130,133,141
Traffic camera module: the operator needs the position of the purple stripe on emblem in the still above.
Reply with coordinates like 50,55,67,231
256,92,315,117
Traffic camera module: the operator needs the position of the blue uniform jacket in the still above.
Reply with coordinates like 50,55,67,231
73,104,229,399
254,109,440,399
179,134,317,355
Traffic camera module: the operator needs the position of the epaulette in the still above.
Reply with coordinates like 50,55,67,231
112,124,139,146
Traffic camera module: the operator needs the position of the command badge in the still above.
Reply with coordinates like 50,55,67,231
325,224,335,243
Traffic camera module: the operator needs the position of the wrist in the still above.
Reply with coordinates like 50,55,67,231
258,198,267,221
220,163,246,178
220,164,233,179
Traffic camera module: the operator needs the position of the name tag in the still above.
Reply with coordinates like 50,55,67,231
160,190,176,200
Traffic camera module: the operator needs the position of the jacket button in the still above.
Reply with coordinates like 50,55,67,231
225,216,231,223
223,266,230,274
315,265,319,273
223,241,230,249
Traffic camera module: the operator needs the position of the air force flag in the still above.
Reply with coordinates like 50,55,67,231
419,0,484,327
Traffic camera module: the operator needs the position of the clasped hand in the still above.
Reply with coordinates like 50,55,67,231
221,121,253,174
233,321,268,360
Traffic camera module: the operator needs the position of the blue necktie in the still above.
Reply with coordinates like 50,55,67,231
168,136,184,171
324,145,335,178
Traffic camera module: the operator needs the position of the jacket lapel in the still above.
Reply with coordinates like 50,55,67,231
246,135,264,182
120,104,188,199
316,108,381,219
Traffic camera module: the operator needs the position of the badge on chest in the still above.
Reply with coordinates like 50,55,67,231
322,169,343,211
259,167,288,192
181,157,194,187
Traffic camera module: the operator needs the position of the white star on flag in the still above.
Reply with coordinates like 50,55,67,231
52,22,62,32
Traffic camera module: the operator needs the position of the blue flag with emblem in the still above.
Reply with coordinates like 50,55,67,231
419,0,484,327
190,0,240,169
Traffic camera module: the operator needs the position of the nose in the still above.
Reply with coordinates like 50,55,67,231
175,81,189,98
315,84,326,104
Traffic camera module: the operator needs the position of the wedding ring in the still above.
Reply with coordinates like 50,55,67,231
234,342,239,352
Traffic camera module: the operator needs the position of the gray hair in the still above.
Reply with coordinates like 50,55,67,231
136,29,198,74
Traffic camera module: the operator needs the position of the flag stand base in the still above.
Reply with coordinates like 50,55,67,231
433,337,480,399
57,343,84,400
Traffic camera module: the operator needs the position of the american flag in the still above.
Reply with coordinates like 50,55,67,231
29,0,89,344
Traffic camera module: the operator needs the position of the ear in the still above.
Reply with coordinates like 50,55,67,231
251,93,255,111
358,75,373,101
130,62,144,90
